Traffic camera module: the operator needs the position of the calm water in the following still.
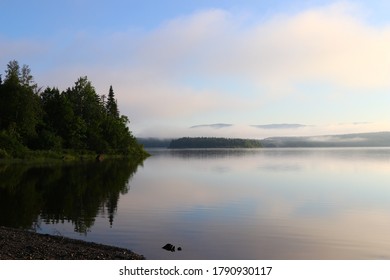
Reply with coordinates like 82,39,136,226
1,148,390,259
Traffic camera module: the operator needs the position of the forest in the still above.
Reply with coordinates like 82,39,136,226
168,137,262,149
0,60,148,160
136,137,172,148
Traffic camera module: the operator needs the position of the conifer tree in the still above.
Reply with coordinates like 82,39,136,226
106,85,119,118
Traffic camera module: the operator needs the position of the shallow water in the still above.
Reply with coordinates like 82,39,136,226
2,148,390,259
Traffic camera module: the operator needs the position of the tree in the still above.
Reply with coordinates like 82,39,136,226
20,64,39,93
63,76,108,151
4,60,20,85
0,60,42,146
0,61,148,159
38,87,68,149
106,85,119,118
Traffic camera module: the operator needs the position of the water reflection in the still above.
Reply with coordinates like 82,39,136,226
2,148,390,259
0,159,141,234
124,148,390,259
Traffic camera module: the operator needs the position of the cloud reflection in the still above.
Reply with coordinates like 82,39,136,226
115,148,390,259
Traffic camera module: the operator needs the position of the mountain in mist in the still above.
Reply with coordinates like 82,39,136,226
260,131,390,147
136,138,172,148
138,131,390,148
168,137,262,149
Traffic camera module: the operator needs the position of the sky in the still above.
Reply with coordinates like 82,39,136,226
1,0,390,139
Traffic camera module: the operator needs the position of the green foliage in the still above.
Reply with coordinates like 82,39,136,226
4,60,20,84
0,60,148,160
0,60,42,145
0,149,9,159
0,130,29,158
169,137,262,149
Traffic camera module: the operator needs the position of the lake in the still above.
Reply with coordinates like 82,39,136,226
1,148,390,259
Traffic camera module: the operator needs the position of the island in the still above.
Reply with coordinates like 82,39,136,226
168,137,262,149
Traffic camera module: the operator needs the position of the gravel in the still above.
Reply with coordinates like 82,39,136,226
0,226,145,260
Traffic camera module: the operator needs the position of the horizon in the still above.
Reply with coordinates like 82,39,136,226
137,130,390,141
2,0,390,139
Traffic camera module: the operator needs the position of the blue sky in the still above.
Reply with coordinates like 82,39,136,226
1,0,390,138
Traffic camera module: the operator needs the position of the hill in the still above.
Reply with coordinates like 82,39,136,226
168,137,262,149
137,138,172,148
260,131,390,147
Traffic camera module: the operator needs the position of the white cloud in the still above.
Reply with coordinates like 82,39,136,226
128,3,390,113
185,2,390,91
2,2,390,138
126,3,390,136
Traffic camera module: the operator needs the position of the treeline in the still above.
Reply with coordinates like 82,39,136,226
260,132,390,147
137,137,172,148
0,60,147,160
168,137,262,149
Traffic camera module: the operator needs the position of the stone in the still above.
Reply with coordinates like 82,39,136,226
162,243,175,252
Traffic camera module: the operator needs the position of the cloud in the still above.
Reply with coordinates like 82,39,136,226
3,3,390,138
130,2,390,93
251,124,308,129
227,2,390,91
190,123,233,129
308,136,366,143
123,3,390,127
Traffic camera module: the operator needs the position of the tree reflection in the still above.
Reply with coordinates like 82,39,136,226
0,159,141,233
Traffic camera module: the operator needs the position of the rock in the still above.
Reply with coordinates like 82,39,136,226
162,243,175,252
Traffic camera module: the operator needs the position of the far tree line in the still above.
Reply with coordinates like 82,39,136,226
168,137,262,149
0,60,146,159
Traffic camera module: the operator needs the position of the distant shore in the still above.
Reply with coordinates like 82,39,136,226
0,226,145,260
137,132,390,149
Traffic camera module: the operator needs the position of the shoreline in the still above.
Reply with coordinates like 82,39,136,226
0,226,145,260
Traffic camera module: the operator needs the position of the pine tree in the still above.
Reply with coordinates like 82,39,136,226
106,85,119,118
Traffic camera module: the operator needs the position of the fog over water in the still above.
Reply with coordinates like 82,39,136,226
3,148,387,259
